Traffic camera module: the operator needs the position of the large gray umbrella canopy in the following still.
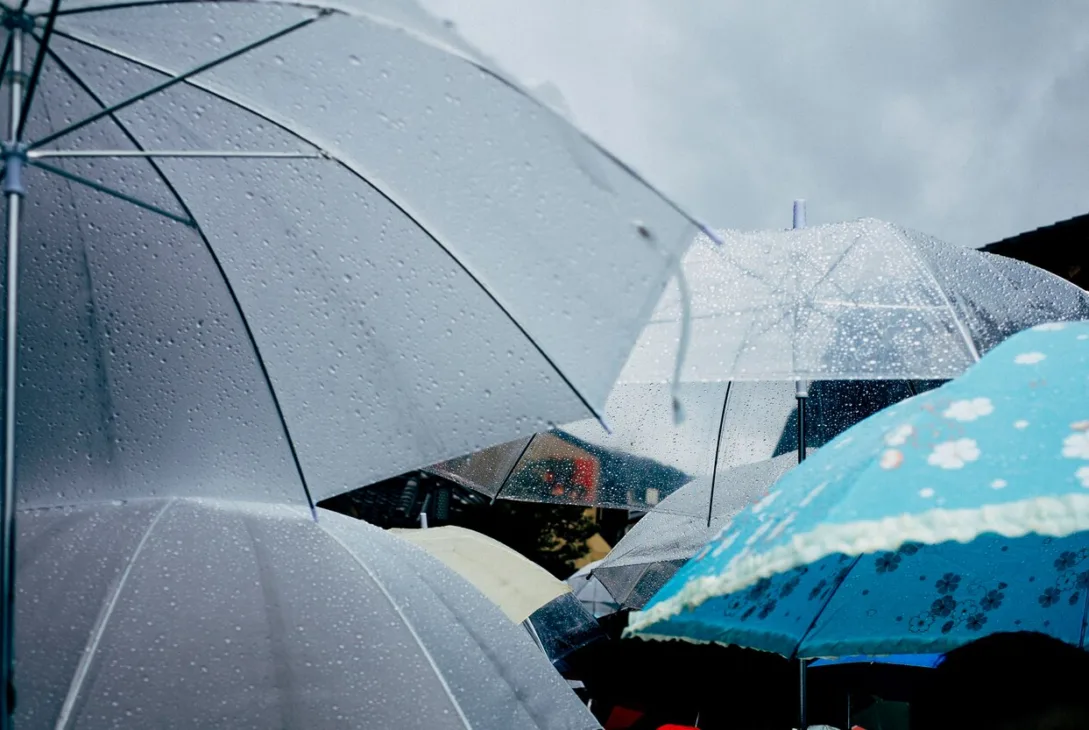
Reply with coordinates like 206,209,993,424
621,218,1089,383
592,454,797,610
3,0,708,511
16,499,600,729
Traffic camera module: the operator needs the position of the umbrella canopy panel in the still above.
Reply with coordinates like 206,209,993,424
389,524,570,624
621,218,1089,383
567,562,619,618
16,499,599,729
593,454,799,609
5,0,703,508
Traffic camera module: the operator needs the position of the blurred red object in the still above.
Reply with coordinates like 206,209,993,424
603,706,643,729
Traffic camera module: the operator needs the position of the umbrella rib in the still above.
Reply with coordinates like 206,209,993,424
29,149,324,159
705,382,732,528
16,0,59,138
46,0,335,17
55,499,174,730
317,526,474,730
40,41,319,517
907,244,982,362
50,28,612,427
28,159,197,226
490,436,537,505
29,12,325,149
1079,586,1089,649
791,553,863,660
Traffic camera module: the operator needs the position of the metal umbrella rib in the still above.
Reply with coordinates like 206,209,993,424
30,38,319,519
45,23,612,428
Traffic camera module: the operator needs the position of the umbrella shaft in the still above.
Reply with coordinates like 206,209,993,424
0,19,24,728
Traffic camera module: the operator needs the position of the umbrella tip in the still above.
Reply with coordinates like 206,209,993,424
793,199,807,230
672,395,686,425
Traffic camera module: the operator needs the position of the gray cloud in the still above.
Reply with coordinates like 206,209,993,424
421,0,1089,246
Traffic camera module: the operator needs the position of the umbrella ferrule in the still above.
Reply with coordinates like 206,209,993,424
0,146,26,197
0,11,33,34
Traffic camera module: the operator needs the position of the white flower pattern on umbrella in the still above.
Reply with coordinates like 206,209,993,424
943,397,994,422
1078,467,1089,489
1014,420,1030,430
928,439,981,469
1014,352,1046,365
991,479,1007,489
1063,432,1089,460
880,449,904,470
884,424,914,446
1033,323,1066,332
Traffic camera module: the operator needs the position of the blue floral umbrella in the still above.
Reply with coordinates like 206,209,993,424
627,321,1089,658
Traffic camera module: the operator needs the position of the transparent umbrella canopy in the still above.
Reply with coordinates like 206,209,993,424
621,218,1089,384
592,454,799,610
0,0,717,718
430,378,931,514
16,499,601,729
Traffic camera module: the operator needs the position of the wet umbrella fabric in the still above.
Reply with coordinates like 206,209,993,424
389,525,605,664
17,499,600,729
431,379,923,514
566,561,619,619
592,454,798,609
621,218,1089,383
3,0,711,512
628,322,1089,657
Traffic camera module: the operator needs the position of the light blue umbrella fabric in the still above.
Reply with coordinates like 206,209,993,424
628,321,1089,657
810,654,941,669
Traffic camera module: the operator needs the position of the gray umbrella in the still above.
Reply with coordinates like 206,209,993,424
17,499,600,729
592,454,798,610
0,0,715,715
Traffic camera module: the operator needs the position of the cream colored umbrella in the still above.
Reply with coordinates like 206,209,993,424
390,525,604,663
391,525,569,624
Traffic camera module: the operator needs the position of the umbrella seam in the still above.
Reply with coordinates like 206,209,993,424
706,382,732,527
38,38,319,516
316,525,475,730
54,499,174,730
47,27,613,429
903,232,982,362
490,435,537,504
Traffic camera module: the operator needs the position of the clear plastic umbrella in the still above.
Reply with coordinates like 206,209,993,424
17,499,600,729
566,561,618,619
429,216,1089,511
430,379,930,514
592,454,799,610
621,217,1089,384
0,1,716,715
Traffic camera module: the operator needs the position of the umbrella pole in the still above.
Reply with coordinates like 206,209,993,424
0,16,26,727
792,199,808,465
798,658,809,729
795,380,808,463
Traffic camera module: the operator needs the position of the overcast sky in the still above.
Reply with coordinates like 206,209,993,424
421,0,1089,247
